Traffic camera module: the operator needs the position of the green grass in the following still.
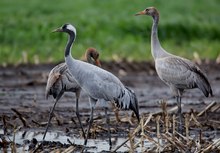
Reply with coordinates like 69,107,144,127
0,0,220,65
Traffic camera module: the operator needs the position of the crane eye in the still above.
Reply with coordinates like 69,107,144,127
93,52,99,59
62,24,67,29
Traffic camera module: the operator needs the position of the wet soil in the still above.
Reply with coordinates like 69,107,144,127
0,60,219,152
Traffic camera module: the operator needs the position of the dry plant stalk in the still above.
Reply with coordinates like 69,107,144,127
140,118,144,151
129,132,135,152
11,126,20,153
209,119,220,124
144,113,153,127
162,133,186,152
210,104,220,112
133,114,151,135
165,114,169,133
197,101,216,117
142,134,159,145
134,114,155,149
62,146,76,153
31,120,48,126
156,115,161,139
170,133,187,149
11,108,29,127
202,138,220,153
184,114,190,141
111,103,121,123
54,113,64,126
49,148,61,153
2,115,7,135
175,131,188,142
190,113,202,127
161,100,167,119
112,137,131,152
156,115,161,152
22,51,28,64
114,114,153,152
161,133,179,150
172,114,176,135
161,100,170,133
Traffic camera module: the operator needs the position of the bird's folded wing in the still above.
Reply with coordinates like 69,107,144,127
155,56,198,88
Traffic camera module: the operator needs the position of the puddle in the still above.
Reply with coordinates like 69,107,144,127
0,129,167,152
0,129,134,152
1,129,220,152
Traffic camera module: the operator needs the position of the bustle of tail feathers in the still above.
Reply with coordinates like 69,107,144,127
114,87,140,122
193,67,213,97
45,63,67,100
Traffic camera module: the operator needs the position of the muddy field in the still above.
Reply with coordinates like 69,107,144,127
0,61,220,152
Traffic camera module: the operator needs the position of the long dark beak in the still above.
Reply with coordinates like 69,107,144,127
135,10,145,16
52,27,63,33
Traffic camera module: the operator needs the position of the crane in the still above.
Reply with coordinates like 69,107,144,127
44,48,101,140
135,7,212,133
52,23,140,146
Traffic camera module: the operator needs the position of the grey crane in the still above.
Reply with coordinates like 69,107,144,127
135,7,212,133
52,23,140,146
44,48,101,140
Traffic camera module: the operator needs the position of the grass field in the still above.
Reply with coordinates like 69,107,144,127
0,0,220,65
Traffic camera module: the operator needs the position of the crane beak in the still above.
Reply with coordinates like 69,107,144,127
52,28,63,33
135,10,145,16
95,59,101,67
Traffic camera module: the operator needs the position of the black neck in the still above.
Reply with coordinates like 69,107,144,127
65,31,75,57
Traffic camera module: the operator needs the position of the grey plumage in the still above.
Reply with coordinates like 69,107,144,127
155,56,213,97
66,56,139,118
45,47,101,101
136,7,212,133
44,48,102,140
53,23,140,146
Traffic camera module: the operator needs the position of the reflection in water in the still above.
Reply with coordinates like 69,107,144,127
1,129,219,152
0,129,134,152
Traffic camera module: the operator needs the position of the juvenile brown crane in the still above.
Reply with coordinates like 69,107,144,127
52,23,140,146
135,7,212,132
44,48,101,140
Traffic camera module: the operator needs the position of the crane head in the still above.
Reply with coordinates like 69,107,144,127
86,48,101,67
135,7,159,18
52,23,76,35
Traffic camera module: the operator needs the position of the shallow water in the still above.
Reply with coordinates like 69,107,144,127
0,129,139,152
1,129,220,152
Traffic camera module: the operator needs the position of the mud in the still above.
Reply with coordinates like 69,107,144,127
0,60,220,152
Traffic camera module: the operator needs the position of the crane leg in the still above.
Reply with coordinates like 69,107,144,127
75,97,86,139
43,99,59,140
176,96,183,134
84,106,94,145
105,107,112,148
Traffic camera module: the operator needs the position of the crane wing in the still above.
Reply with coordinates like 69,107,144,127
155,56,204,89
45,63,67,99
